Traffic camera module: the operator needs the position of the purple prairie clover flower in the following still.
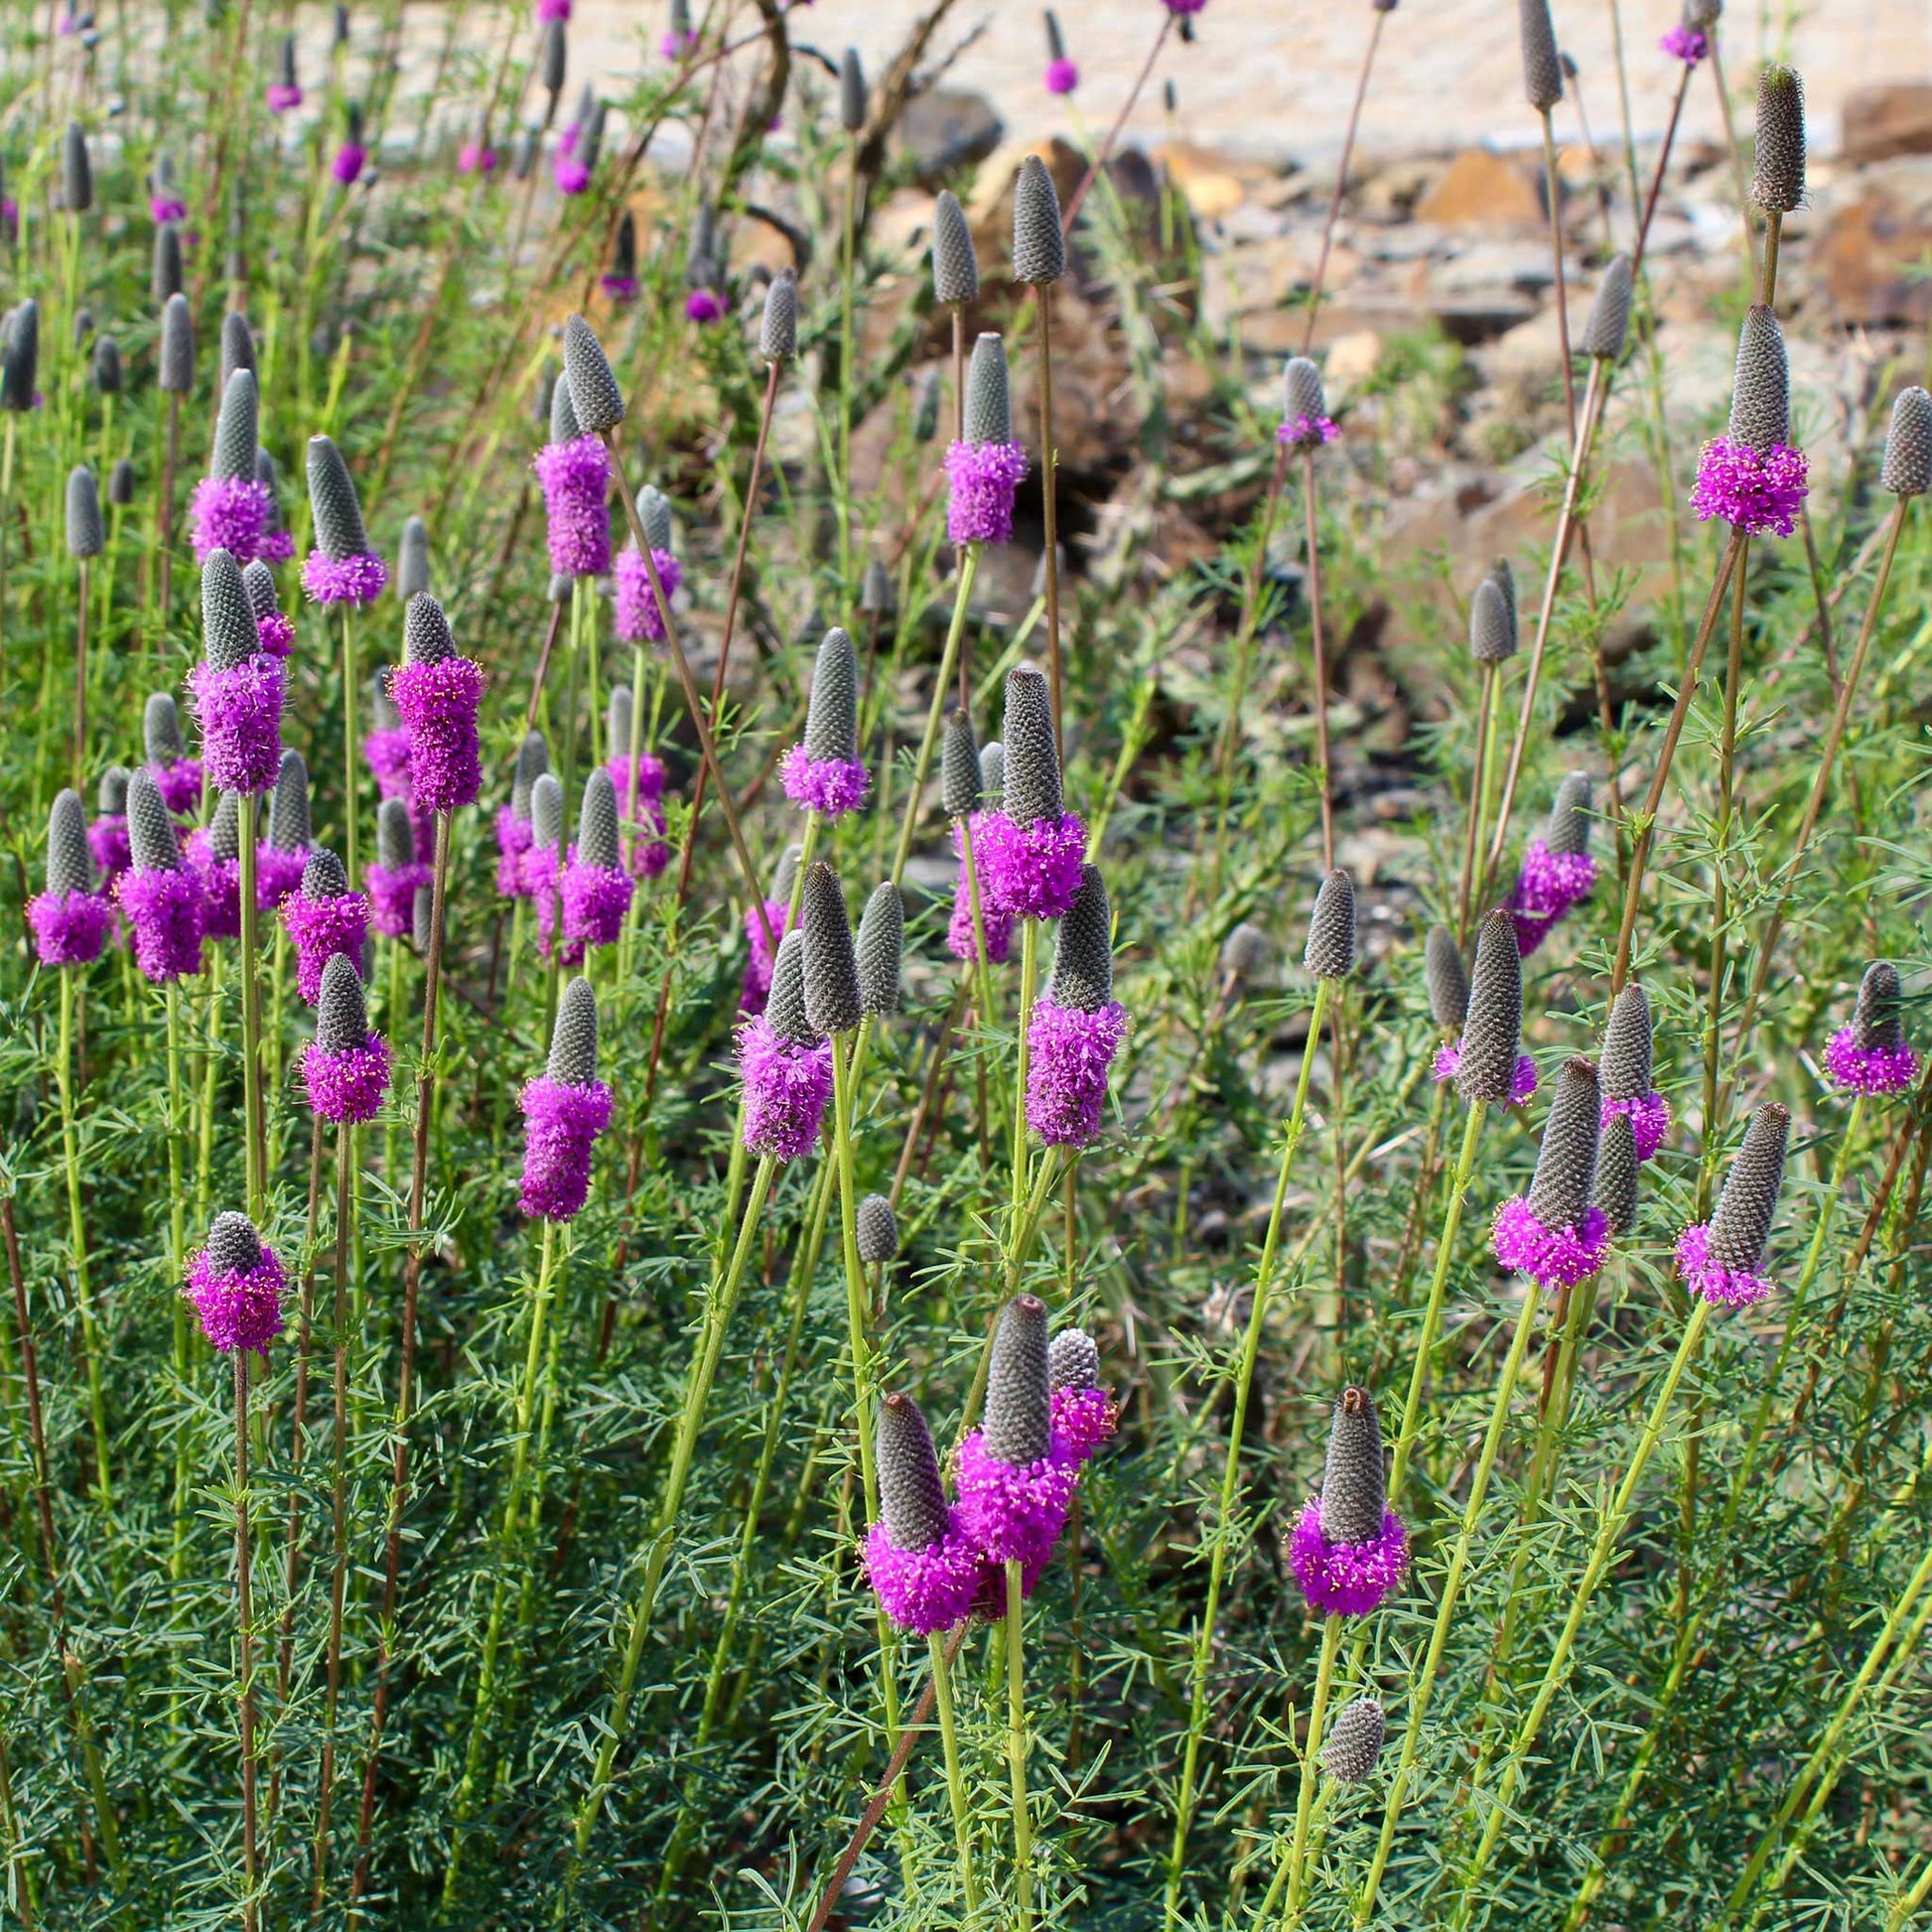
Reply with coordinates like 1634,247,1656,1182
561,771,633,952
282,854,368,1003
779,746,870,818
1508,839,1597,946
1288,1501,1409,1616
30,890,113,966
303,1034,391,1123
1433,1039,1538,1104
256,608,296,656
956,1430,1080,1567
947,851,1014,964
367,860,429,937
255,839,308,909
613,547,681,641
1492,1057,1610,1289
191,477,294,567
1675,1224,1771,1309
88,816,130,888
1602,1090,1672,1161
1827,960,1919,1094
388,597,486,813
1278,414,1340,450
332,141,367,185
188,656,285,794
518,1077,614,1218
151,194,189,222
1045,56,1078,92
944,437,1029,546
1279,357,1337,451
1027,999,1128,1146
1661,21,1707,61
975,810,1086,921
119,866,204,980
365,723,412,803
1492,1197,1610,1287
1048,1329,1117,1463
741,897,790,1014
659,27,697,56
533,433,612,579
496,808,535,898
185,1216,286,1355
303,549,387,605
780,628,869,820
537,0,569,18
1676,1103,1789,1311
305,435,388,607
607,749,667,804
738,1017,832,1160
866,1393,985,1636
553,127,591,196
1163,0,1207,15
268,81,304,111
187,826,243,941
684,288,725,325
151,759,204,815
603,273,638,301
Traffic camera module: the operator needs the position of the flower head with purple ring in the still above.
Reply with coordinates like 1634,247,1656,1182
738,1017,833,1162
1433,1040,1538,1105
1279,413,1340,451
303,1032,392,1123
1287,1501,1409,1617
562,853,634,952
255,841,309,910
186,830,243,941
1691,437,1809,539
255,610,296,656
944,438,1030,547
151,759,204,815
283,888,369,1002
606,750,667,805
614,547,681,642
268,81,304,111
388,653,486,814
517,1075,614,1219
151,195,189,222
1163,0,1207,15
537,0,569,17
367,858,430,937
495,807,535,898
955,1429,1081,1568
1051,1384,1117,1461
741,898,790,1014
532,433,612,579
1027,998,1128,1148
778,744,870,820
660,27,697,56
602,273,638,301
1826,1028,1919,1095
332,142,366,185
29,890,114,967
864,1516,985,1635
1492,1197,1611,1289
88,813,129,886
188,654,286,795
185,1238,286,1355
554,143,591,195
684,288,725,325
365,726,412,803
973,808,1087,922
1661,22,1707,62
1045,56,1079,92
1508,840,1598,955
119,866,205,982
1602,1090,1671,1162
302,549,387,607
1675,1221,1772,1309
190,477,296,568
947,859,1014,964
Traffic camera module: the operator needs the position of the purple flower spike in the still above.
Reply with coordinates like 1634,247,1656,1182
365,726,413,802
332,141,367,185
562,857,633,951
955,1430,1081,1568
685,289,725,325
864,1519,985,1635
1491,1198,1611,1289
944,438,1030,546
255,841,308,910
1287,1501,1409,1617
152,759,204,814
388,654,486,814
533,433,612,579
947,859,1014,964
302,549,388,607
303,1033,392,1123
1163,0,1206,13
1511,840,1598,918
29,891,114,967
1661,22,1707,62
974,809,1087,921
187,829,243,941
1432,1039,1538,1105
256,610,296,656
1675,1221,1772,1309
554,151,591,195
778,746,871,819
282,876,369,1003
190,477,293,567
367,860,430,937
151,194,189,221
537,0,569,18
1691,437,1809,538
517,1075,615,1219
88,814,130,885
1827,1028,1919,1095
268,82,304,111
188,656,285,794
741,897,791,1014
1051,1384,1117,1461
738,1017,834,1162
119,867,205,982
606,750,667,804
496,807,535,898
1045,56,1079,92
614,548,682,641
185,1232,286,1355
1026,999,1128,1148
1602,1090,1672,1162
1278,414,1340,450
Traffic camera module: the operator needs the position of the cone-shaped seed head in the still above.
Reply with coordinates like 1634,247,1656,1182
109,458,136,506
1750,64,1805,213
857,881,904,1018
145,690,185,762
220,311,256,393
985,1295,1051,1466
1283,356,1326,427
941,709,981,818
608,686,632,759
1320,1699,1388,1784
542,15,567,93
980,740,1005,801
1726,305,1790,454
212,368,259,481
404,592,457,665
1583,255,1632,361
877,1392,948,1551
202,549,258,670
1520,0,1564,108
241,559,278,621
303,846,347,897
1304,869,1356,981
1599,981,1653,1101
1048,1327,1099,1392
93,335,121,395
914,367,942,442
1881,386,1932,497
47,790,93,897
128,768,183,869
578,767,621,870
839,47,867,132
861,561,894,618
206,1210,264,1277
529,771,565,850
932,190,979,306
1592,1108,1639,1238
1708,1102,1789,1275
64,123,92,212
801,861,862,1037
759,268,797,361
1425,925,1469,1032
376,795,416,870
765,929,815,1045
397,515,431,602
964,333,1013,446
1047,864,1113,1011
1545,772,1592,857
1469,578,1516,663
154,223,186,305
160,293,194,393
66,466,103,559
98,765,130,814
1013,154,1066,287
857,1193,899,1263
512,732,549,819
272,750,312,850
636,484,673,556
1,301,39,412
1855,960,1906,1054
1002,665,1061,823
207,791,242,863
412,885,436,951
1319,1386,1387,1546
307,435,371,559
1527,1056,1602,1230
562,314,624,433
803,626,859,764
1457,909,1524,1104
316,951,370,1054
1488,555,1518,641
1220,921,1270,981
545,975,599,1083
1045,9,1067,59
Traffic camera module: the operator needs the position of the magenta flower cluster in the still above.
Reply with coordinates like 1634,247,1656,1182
944,439,1030,546
737,1018,834,1163
779,745,870,820
1660,22,1707,62
151,759,205,815
367,857,430,937
614,546,681,641
561,853,634,952
29,889,114,967
118,867,204,982
518,1075,614,1220
1826,1028,1919,1095
302,549,388,607
388,654,486,814
1491,1197,1611,1289
185,1241,286,1355
1433,1039,1538,1105
189,656,286,794
303,1033,392,1124
1045,56,1078,92
741,897,789,1014
1675,1221,1772,1309
282,888,369,1002
1287,1503,1410,1617
1509,841,1598,955
1026,999,1128,1147
533,433,612,579
1602,1090,1671,1162
947,859,1014,965
1279,414,1340,451
268,81,304,112
973,809,1087,922
1691,437,1809,539
190,477,294,568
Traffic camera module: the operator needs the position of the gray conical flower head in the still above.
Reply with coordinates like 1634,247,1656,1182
984,1295,1051,1466
1726,306,1790,455
377,795,416,870
549,366,581,445
404,593,456,666
145,690,185,763
1320,1698,1388,1784
861,559,894,616
765,929,816,1045
66,466,103,559
98,765,130,814
1048,1326,1099,1393
1424,925,1470,1033
913,367,943,445
578,767,621,871
260,450,288,528
72,309,93,353
608,686,632,760
316,951,370,1054
1318,1385,1387,1546
413,884,436,950
803,626,860,766
1583,254,1633,362
154,222,185,305
1880,386,1932,497
801,862,862,1037
771,844,804,908
93,334,121,395
1854,960,1906,1054
1750,64,1805,213
562,314,624,434
206,1210,264,1278
637,484,673,555
1687,0,1721,20
941,709,981,819
219,311,256,396
1047,864,1113,1012
1220,921,1270,982
1045,10,1067,60
308,436,371,561
545,974,599,1084
1592,1108,1639,1238
196,550,256,672
212,368,259,482
1304,869,1356,981
932,190,979,307
1707,1101,1789,1275
759,269,797,362
159,292,194,393
1488,555,1519,642
839,48,867,133
207,789,242,862
1002,665,1061,825
525,774,563,853
1468,578,1516,665
1599,981,1653,1102
541,15,567,95
858,881,903,1018
1527,1056,1602,1232
980,740,1005,802
876,1392,947,1552
964,333,1013,447
1520,0,1564,109
397,516,431,602
233,562,275,628
857,1193,899,1264
1013,154,1066,288
278,31,298,89
1545,773,1592,858
303,846,348,897
109,458,136,506
1,300,38,412
64,123,92,212
1457,909,1524,1104
128,768,184,870
271,750,312,851
1283,356,1326,428
46,789,93,897
512,732,549,821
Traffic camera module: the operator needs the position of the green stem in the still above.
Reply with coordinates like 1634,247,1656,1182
239,794,265,1218
1006,1559,1034,1932
56,968,111,1504
342,603,359,891
1284,1616,1342,1925
930,1629,979,1915
890,545,979,889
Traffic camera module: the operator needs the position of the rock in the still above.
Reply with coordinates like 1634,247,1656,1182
1324,330,1382,388
894,89,1004,185
1156,141,1257,221
1843,83,1932,165
1813,189,1932,325
1413,150,1544,229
